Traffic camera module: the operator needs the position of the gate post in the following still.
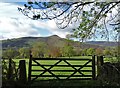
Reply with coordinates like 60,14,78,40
28,51,32,82
7,58,13,80
97,56,104,77
18,60,27,84
92,55,96,80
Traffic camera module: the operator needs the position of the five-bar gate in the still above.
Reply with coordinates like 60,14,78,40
28,55,96,83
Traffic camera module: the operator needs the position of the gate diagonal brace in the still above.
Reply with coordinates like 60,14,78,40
78,59,92,71
63,60,84,79
64,59,92,79
31,60,48,82
32,59,62,81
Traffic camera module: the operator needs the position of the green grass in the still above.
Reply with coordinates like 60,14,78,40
3,56,118,80
3,56,119,87
5,56,118,77
104,56,118,63
7,56,92,80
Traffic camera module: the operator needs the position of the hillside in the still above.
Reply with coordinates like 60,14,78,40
2,35,67,49
86,41,118,47
1,35,117,50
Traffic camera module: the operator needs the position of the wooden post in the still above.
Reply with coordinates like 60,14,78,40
7,58,12,80
92,55,96,80
28,52,32,82
19,60,27,84
97,56,104,77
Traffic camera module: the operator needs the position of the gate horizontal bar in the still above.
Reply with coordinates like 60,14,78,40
31,64,92,67
32,58,92,60
31,75,92,77
34,78,92,81
31,70,92,72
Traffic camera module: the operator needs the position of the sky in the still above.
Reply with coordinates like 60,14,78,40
0,1,118,41
0,1,75,40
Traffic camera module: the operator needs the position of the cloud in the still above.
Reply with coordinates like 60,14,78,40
0,2,79,40
0,0,27,3
0,3,23,18
0,3,40,40
0,3,61,40
44,20,79,38
0,17,41,39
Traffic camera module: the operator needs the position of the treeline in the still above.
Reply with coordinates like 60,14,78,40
2,41,118,59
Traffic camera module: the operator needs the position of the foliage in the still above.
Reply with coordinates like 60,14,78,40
19,47,30,58
86,48,95,56
81,49,87,56
97,62,120,86
2,59,18,82
2,59,8,81
62,44,75,58
74,48,82,56
111,47,119,57
31,42,47,58
95,48,103,56
19,1,120,41
2,48,19,59
18,1,120,62
103,48,111,56
47,46,61,58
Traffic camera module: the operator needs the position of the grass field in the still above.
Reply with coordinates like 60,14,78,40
3,56,93,81
3,56,118,87
4,56,118,77
11,56,93,80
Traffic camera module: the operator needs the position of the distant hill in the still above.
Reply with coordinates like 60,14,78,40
2,35,67,49
86,41,118,47
1,35,117,50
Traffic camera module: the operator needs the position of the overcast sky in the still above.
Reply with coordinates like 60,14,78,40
0,1,118,41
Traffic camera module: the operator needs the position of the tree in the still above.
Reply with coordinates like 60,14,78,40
81,49,87,56
48,46,61,58
3,48,18,59
95,48,103,56
19,1,120,61
19,47,30,58
86,48,95,56
110,47,119,57
74,48,82,56
103,48,111,56
31,42,47,58
19,1,120,41
62,44,74,58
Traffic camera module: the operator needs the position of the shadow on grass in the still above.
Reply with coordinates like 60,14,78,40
30,80,100,87
2,79,120,88
0,80,109,88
